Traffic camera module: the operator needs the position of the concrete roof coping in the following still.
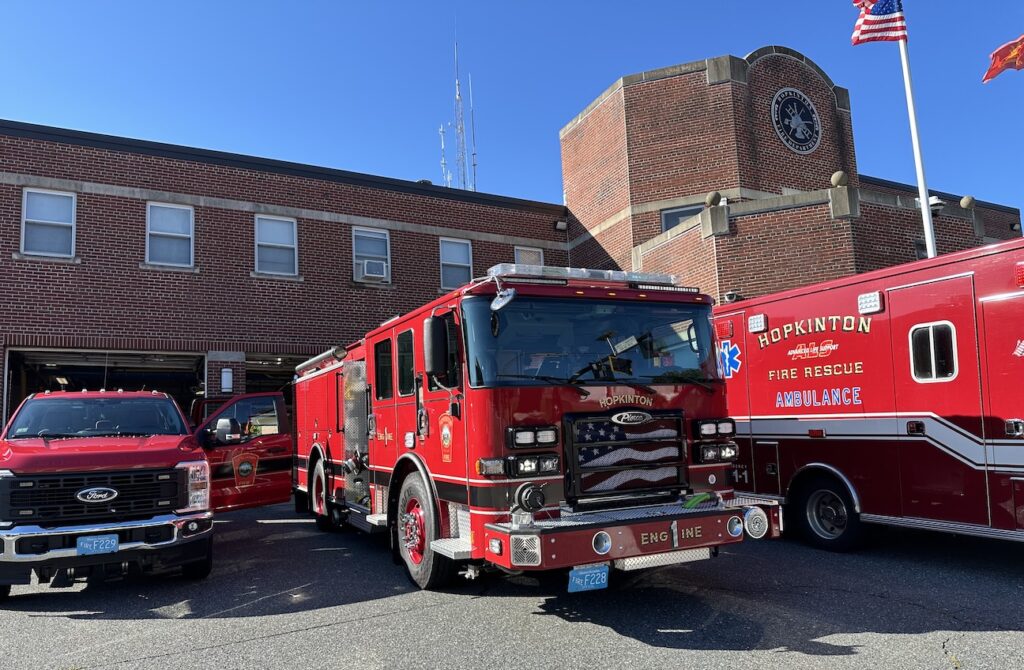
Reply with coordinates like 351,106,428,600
859,175,1020,215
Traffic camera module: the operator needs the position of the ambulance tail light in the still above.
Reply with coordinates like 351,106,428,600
1015,262,1024,288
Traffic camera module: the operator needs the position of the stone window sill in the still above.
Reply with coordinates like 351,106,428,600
352,279,396,290
250,271,304,282
12,252,81,265
139,262,200,274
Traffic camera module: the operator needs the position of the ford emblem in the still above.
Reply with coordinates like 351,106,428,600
611,411,653,426
75,487,119,504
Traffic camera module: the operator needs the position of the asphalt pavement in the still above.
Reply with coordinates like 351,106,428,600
4,503,1023,670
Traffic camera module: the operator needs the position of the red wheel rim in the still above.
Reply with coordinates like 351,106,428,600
402,497,426,565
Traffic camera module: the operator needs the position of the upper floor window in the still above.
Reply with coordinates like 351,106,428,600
255,215,298,276
440,238,472,289
22,189,76,257
514,246,544,266
910,322,958,383
147,203,194,267
660,205,703,233
353,227,391,283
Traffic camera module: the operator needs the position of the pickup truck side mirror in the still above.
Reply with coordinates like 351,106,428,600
214,417,243,445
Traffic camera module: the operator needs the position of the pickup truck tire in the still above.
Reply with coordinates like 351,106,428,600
397,474,454,590
0,584,10,601
793,474,863,552
181,538,214,580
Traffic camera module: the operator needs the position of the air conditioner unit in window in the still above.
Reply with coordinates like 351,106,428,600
360,259,389,282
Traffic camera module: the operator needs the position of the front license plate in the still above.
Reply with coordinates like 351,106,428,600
77,534,119,556
568,564,609,593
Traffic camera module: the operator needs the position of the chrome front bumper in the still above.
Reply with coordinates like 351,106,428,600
0,512,213,563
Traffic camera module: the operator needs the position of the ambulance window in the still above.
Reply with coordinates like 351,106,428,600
910,322,957,382
374,339,394,400
397,330,415,396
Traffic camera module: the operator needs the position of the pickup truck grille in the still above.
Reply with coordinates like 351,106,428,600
0,469,186,525
566,413,688,505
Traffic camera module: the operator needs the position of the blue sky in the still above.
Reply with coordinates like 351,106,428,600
0,1,1021,210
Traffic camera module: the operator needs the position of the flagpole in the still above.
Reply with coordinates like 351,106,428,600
897,38,937,258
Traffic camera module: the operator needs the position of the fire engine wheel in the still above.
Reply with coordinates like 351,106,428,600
397,474,454,590
796,475,863,551
311,459,341,532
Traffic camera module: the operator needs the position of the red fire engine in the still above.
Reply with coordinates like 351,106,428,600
715,237,1024,550
292,264,780,591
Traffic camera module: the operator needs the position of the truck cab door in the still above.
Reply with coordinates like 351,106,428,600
196,392,293,512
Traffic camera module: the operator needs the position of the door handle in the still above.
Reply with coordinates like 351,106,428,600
907,421,926,436
1007,419,1024,438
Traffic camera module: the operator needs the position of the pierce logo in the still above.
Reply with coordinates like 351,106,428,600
76,487,118,504
611,411,653,426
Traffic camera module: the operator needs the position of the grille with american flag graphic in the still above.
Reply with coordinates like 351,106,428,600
571,416,686,496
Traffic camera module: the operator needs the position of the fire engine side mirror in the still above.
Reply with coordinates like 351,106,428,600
423,316,448,377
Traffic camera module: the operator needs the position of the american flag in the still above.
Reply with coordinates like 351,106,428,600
851,0,908,46
574,419,682,493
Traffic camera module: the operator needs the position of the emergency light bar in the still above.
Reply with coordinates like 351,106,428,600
487,264,693,290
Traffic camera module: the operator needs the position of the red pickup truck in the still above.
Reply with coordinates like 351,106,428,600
0,389,291,601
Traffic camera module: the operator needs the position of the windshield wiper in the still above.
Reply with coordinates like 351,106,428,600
87,432,157,437
496,374,591,398
645,373,719,392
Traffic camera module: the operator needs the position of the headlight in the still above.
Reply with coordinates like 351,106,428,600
719,444,739,461
699,423,718,437
509,426,558,448
701,446,721,462
176,460,210,513
510,454,559,477
717,420,736,436
538,455,560,474
516,457,540,475
476,458,506,476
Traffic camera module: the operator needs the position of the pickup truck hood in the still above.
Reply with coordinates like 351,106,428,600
0,435,203,474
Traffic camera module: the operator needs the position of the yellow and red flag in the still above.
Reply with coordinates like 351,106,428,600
983,34,1024,83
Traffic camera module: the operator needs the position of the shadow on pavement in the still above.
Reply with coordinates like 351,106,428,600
5,503,1024,659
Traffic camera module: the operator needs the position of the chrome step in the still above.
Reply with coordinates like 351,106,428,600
613,547,712,571
366,513,388,527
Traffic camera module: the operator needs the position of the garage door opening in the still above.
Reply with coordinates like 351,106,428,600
4,350,205,424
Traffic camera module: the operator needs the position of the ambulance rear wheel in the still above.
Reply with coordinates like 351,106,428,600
311,460,340,532
795,475,863,551
397,474,454,590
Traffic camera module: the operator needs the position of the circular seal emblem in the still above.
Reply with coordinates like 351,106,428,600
771,88,821,155
238,461,255,478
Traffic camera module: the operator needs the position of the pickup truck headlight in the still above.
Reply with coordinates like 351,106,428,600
176,460,210,513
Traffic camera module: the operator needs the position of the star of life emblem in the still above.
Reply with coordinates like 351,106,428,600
1014,340,1024,358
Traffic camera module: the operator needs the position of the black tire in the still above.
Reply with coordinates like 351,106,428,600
293,489,308,514
793,474,863,552
311,459,341,532
396,474,454,590
0,584,10,601
182,538,214,580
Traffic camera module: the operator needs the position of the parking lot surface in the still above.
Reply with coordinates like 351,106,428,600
4,503,1023,669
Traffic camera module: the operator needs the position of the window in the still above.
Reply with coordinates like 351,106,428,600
514,246,544,266
660,205,704,233
212,396,279,441
440,238,473,289
374,339,394,400
22,189,76,257
428,313,462,391
255,215,298,275
397,330,415,396
353,227,391,282
147,203,194,267
910,322,958,382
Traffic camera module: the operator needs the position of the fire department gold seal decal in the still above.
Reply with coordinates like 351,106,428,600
439,413,454,463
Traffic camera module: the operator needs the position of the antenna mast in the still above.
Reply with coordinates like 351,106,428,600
439,124,452,188
453,42,469,190
469,73,478,191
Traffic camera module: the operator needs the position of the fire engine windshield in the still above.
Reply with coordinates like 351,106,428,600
462,297,718,388
5,397,189,439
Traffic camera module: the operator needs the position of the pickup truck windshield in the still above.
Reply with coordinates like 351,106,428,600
6,397,188,439
462,296,718,388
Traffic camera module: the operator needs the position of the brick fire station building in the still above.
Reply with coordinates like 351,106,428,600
1,46,1020,419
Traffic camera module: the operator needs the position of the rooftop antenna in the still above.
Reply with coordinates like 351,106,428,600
469,73,478,191
439,124,452,188
453,41,469,190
